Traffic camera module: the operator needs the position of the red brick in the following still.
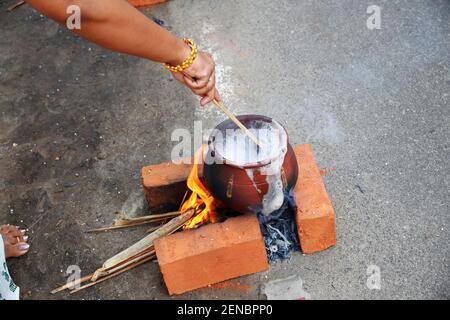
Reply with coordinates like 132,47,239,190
154,214,268,295
128,0,167,8
293,144,336,254
141,161,203,212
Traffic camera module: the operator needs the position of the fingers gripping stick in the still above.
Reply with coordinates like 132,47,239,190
182,72,265,148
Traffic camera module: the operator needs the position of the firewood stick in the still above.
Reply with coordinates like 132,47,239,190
145,225,162,233
101,249,155,277
86,221,152,233
51,274,94,294
114,211,181,225
51,248,155,293
92,247,155,280
144,220,178,233
70,254,156,294
102,209,193,268
178,190,189,211
53,211,191,292
92,209,195,279
103,247,155,273
7,0,25,12
139,217,173,223
85,211,181,233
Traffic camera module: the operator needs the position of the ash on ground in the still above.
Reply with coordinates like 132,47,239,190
257,192,300,262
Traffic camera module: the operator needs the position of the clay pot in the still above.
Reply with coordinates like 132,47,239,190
203,115,298,214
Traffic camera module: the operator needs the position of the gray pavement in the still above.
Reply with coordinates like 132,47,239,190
0,0,449,299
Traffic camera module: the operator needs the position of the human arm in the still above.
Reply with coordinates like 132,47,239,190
25,0,220,105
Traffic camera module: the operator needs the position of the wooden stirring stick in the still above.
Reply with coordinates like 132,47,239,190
182,72,264,148
211,99,264,148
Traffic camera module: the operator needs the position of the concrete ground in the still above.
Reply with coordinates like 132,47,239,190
0,0,449,300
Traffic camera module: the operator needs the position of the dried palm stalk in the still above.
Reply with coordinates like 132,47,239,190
92,209,194,280
7,1,25,12
86,210,181,233
70,253,156,294
52,209,195,293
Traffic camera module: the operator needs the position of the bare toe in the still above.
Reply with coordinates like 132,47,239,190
2,225,20,234
7,228,26,243
1,225,30,258
3,226,26,244
0,224,14,233
5,242,30,258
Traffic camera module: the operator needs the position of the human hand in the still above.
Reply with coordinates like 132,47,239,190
171,51,221,106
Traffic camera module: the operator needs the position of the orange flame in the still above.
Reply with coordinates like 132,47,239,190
181,146,216,229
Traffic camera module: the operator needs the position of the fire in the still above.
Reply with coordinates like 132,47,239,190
181,146,216,229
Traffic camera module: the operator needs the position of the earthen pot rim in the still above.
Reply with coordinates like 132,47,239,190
208,114,289,169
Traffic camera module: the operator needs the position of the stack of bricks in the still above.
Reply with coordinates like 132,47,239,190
141,161,200,213
141,144,336,295
154,214,268,295
292,144,336,253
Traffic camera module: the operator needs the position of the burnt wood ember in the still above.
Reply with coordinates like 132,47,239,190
257,192,300,262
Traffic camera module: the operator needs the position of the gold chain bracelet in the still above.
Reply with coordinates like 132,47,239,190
163,38,198,73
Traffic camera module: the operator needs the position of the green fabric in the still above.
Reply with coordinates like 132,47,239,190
0,236,19,300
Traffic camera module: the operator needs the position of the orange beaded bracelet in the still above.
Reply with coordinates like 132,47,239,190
163,38,198,73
